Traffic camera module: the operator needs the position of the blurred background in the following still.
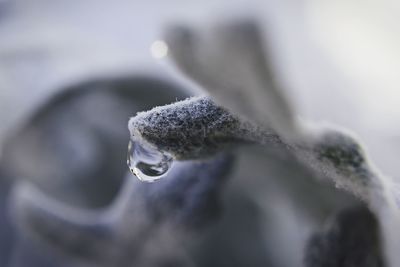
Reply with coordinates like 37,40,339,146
0,0,399,266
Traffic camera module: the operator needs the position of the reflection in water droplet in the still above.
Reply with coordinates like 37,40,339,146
127,138,173,182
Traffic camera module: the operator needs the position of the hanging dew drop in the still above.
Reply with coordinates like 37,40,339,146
127,138,173,182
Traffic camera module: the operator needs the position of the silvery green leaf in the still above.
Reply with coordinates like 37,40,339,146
128,95,386,209
160,18,400,267
129,96,282,160
164,19,299,141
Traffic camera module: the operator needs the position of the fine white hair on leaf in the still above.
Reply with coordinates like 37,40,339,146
128,96,282,160
128,95,387,207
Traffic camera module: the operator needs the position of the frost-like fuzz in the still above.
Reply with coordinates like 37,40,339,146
128,96,383,204
129,96,282,160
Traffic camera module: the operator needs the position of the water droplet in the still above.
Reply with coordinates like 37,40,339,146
127,138,173,182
